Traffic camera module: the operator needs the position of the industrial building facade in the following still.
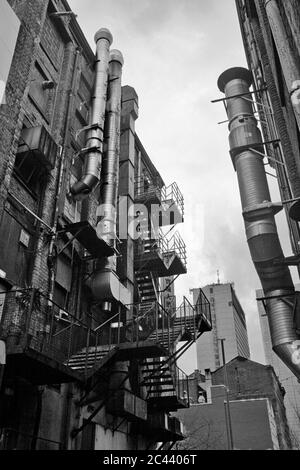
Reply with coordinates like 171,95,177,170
191,283,250,372
0,0,212,450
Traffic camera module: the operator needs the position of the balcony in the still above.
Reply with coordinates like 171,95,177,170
0,289,90,385
135,176,162,207
135,178,184,227
134,231,187,277
0,289,211,387
59,221,115,259
0,428,61,450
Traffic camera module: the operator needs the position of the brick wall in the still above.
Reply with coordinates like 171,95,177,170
212,357,292,449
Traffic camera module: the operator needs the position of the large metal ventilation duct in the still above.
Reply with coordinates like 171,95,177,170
71,28,112,200
97,49,124,271
89,49,130,307
218,67,300,379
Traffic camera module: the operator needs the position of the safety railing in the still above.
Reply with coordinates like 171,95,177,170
162,231,187,269
0,428,62,450
162,182,184,222
135,176,162,204
135,178,184,224
136,230,186,269
144,362,189,406
195,288,212,328
0,289,90,367
174,296,197,341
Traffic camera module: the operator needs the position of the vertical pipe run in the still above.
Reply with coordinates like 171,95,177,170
218,67,300,379
71,28,113,199
88,49,130,307
97,50,124,271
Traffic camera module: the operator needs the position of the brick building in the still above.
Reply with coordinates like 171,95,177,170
0,0,212,450
177,357,292,450
235,0,300,254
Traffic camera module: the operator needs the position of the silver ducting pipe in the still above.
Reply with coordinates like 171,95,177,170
218,67,300,379
90,50,131,307
71,28,113,200
97,50,124,270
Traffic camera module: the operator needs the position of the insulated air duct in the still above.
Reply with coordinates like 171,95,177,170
89,49,130,307
218,67,300,379
71,28,113,200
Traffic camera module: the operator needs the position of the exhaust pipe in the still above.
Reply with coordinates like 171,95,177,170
71,28,113,200
217,67,300,379
89,50,131,307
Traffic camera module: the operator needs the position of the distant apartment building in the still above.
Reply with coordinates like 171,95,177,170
191,283,250,372
177,357,292,450
257,288,300,449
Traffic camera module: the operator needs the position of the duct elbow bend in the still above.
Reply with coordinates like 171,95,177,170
70,175,99,201
273,343,300,381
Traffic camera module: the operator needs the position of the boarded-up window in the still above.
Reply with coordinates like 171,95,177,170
28,62,55,121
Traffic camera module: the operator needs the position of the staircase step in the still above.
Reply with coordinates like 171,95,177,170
143,380,174,386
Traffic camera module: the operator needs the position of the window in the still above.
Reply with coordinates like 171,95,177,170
14,123,49,195
14,150,46,195
28,62,55,121
210,287,213,294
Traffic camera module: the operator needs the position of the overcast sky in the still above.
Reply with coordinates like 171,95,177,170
68,0,297,373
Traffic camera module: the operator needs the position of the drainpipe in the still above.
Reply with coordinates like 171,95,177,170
71,28,113,200
89,50,131,308
217,67,300,379
264,0,300,126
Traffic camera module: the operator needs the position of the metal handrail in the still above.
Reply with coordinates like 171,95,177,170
0,427,62,450
163,182,184,218
94,311,120,333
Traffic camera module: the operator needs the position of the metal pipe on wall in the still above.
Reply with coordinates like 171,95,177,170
217,67,300,379
97,50,124,271
71,28,113,200
89,49,130,307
